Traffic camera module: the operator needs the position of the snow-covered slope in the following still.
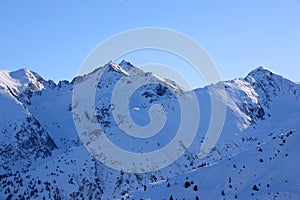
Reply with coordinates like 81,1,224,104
0,69,56,179
0,62,299,199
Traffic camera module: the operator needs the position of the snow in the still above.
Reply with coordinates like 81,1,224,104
0,61,300,199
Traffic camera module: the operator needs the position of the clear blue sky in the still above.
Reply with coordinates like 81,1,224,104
0,1,300,87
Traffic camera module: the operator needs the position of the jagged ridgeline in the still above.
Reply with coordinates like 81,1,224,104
0,62,300,199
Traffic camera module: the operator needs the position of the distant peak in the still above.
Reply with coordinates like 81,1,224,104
105,61,130,76
246,66,274,80
256,66,265,70
244,66,299,92
10,68,44,83
9,68,33,80
248,66,271,74
119,59,132,66
10,68,30,75
118,60,136,71
100,60,137,75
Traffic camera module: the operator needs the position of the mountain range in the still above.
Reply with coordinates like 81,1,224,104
0,61,300,200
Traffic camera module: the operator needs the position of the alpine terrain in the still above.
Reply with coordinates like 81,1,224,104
0,61,300,200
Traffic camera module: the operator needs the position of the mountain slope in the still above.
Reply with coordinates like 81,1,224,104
0,62,299,199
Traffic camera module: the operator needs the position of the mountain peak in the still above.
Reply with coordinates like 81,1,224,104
84,60,134,78
247,66,273,78
106,60,136,73
245,66,277,85
0,68,44,97
119,59,134,68
10,68,33,81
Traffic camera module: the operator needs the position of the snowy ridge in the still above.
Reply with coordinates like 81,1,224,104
0,69,44,97
0,62,300,199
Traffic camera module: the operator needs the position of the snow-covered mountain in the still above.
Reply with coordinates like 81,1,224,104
0,61,300,199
